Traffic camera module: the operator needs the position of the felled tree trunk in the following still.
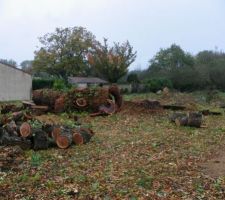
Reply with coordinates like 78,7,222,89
0,129,31,150
109,85,123,109
33,89,62,110
163,104,186,110
33,129,49,150
169,112,187,122
173,112,203,128
5,121,18,136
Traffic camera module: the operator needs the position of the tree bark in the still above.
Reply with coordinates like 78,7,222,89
33,129,49,150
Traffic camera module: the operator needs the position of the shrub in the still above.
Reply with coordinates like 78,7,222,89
32,78,54,90
144,78,173,92
53,79,67,90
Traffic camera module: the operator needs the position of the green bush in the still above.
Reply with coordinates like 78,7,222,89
144,78,173,92
53,79,67,90
32,78,54,90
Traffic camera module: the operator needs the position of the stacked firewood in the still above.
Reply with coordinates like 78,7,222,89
0,111,94,150
32,85,123,116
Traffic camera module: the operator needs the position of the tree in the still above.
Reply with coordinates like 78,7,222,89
20,60,33,74
127,73,140,83
33,27,97,79
0,59,17,66
88,39,137,83
148,44,194,76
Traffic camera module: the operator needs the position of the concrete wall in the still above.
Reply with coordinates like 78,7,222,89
0,63,32,101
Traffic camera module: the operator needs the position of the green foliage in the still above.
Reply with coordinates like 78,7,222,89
32,78,54,90
88,38,137,83
33,27,97,79
144,78,173,92
127,73,140,83
30,152,42,167
148,44,194,74
53,79,67,90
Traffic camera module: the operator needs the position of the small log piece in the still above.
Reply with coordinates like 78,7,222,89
55,127,73,149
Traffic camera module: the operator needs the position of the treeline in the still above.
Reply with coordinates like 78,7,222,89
128,44,225,92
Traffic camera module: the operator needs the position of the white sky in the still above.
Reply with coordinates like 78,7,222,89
0,0,225,70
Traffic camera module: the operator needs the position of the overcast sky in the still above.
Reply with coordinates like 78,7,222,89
0,0,225,70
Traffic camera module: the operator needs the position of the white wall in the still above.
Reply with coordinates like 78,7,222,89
0,63,32,101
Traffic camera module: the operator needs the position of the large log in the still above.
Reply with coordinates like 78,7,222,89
33,129,49,150
173,112,203,128
0,129,31,150
33,89,62,110
109,85,123,109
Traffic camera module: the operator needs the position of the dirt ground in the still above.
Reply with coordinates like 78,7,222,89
1,91,225,199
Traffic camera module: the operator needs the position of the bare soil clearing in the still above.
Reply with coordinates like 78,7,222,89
1,91,225,199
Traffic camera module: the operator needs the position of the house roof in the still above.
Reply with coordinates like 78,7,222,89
0,61,31,75
68,76,108,84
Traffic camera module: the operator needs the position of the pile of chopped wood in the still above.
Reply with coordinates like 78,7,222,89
0,111,94,150
32,85,123,116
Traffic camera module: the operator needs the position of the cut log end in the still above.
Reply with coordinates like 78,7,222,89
19,122,31,138
56,135,71,149
72,132,84,145
75,98,88,108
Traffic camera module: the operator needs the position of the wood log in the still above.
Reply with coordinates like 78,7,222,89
51,126,61,141
187,112,202,128
163,104,186,110
99,99,116,115
140,100,161,109
5,121,18,136
109,85,123,109
0,130,31,150
31,105,49,115
201,109,222,116
169,112,187,122
22,101,36,109
33,129,49,150
12,111,24,122
72,131,84,145
79,128,93,143
55,127,73,149
19,122,32,138
32,89,62,110
72,128,93,145
74,98,88,108
173,112,203,128
175,116,188,126
54,96,65,113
